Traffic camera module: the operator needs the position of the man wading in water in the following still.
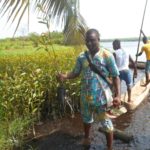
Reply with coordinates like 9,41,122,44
57,29,121,150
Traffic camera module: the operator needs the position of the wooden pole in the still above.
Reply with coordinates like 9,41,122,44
135,0,148,62
134,0,148,83
98,127,133,143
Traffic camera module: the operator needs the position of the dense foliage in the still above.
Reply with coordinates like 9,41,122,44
0,36,82,149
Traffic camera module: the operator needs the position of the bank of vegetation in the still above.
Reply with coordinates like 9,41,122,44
0,32,82,149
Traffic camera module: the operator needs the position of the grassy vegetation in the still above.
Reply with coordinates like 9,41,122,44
0,32,66,56
0,32,84,149
1,32,141,149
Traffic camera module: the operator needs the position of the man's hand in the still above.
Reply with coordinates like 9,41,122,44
140,29,146,37
56,72,78,81
140,29,144,34
113,96,121,107
136,52,143,57
133,70,137,78
56,73,67,82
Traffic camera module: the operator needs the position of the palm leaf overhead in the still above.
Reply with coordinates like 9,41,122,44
0,0,88,45
64,12,88,45
0,0,30,36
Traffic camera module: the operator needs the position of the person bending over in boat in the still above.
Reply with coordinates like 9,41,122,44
113,39,137,103
57,29,121,150
136,31,150,86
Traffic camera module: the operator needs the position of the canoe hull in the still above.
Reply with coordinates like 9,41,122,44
121,77,150,111
129,61,145,69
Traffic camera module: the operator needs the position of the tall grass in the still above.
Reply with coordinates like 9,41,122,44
0,36,83,149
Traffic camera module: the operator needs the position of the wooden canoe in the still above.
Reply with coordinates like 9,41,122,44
100,75,150,141
129,61,145,69
121,77,150,110
109,76,150,118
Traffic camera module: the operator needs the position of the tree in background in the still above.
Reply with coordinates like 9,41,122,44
0,0,88,45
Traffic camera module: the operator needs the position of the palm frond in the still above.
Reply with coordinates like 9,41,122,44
13,2,28,37
64,13,88,45
0,0,29,36
36,0,88,45
0,0,14,16
9,1,26,24
0,0,88,45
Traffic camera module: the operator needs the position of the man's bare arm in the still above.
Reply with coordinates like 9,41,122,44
57,72,79,81
112,76,121,106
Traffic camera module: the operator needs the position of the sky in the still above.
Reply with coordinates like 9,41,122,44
0,0,150,39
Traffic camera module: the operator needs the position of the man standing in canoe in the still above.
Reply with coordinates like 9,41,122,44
136,31,150,85
57,29,121,150
113,39,137,103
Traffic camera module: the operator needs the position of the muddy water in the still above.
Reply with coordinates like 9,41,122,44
29,70,150,150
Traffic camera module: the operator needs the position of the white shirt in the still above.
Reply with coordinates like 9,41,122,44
114,48,129,71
